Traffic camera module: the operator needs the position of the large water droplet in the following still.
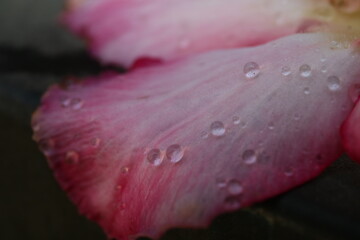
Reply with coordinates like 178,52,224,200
166,144,185,163
349,84,360,103
243,62,260,79
65,151,79,164
210,121,226,137
242,149,257,164
227,179,243,195
327,76,341,92
281,66,291,76
299,64,312,78
146,148,164,166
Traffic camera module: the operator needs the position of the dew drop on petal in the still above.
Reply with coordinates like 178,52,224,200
268,122,275,130
65,151,79,164
90,138,101,148
39,138,55,156
201,131,209,139
146,148,164,166
224,196,241,210
216,178,227,188
243,62,260,79
232,116,241,125
299,64,312,78
327,76,341,92
293,113,301,121
242,149,257,164
61,97,83,110
227,179,243,195
210,121,226,137
284,167,294,177
304,87,310,95
120,166,129,174
166,144,185,163
281,66,291,76
321,65,327,73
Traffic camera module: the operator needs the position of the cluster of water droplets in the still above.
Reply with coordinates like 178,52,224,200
216,178,244,210
146,144,185,166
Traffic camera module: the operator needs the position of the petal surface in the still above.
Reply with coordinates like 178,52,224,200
33,33,360,239
64,0,331,67
342,95,360,162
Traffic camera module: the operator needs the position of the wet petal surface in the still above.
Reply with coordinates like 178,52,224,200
33,33,360,239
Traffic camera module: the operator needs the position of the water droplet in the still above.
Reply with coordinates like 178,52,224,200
284,167,294,177
61,98,83,110
330,40,342,49
268,122,275,130
349,84,360,103
90,138,101,148
299,64,312,78
320,57,327,63
120,166,129,174
304,87,310,95
293,113,301,121
201,131,209,139
321,65,327,73
232,116,241,125
242,149,257,164
227,179,243,195
216,178,227,188
210,121,226,137
243,62,260,79
166,144,185,163
33,124,41,132
39,138,55,156
146,148,164,166
281,66,291,76
224,196,241,210
65,151,79,164
240,121,247,128
327,76,341,92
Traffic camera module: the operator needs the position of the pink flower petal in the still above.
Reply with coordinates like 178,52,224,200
32,33,360,239
64,0,328,67
342,96,360,163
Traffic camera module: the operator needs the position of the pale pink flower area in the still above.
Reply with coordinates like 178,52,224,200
64,0,338,67
33,0,360,239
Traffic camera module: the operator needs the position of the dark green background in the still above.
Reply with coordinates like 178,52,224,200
1,1,360,239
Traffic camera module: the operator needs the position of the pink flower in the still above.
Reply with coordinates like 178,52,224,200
33,1,360,239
